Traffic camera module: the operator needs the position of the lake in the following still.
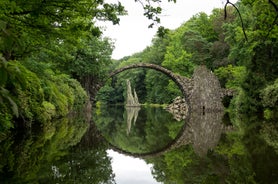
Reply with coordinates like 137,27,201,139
0,105,278,183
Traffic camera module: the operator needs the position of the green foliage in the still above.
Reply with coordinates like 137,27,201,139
214,64,246,89
0,60,88,128
96,83,119,104
240,42,278,113
41,101,56,121
0,0,126,61
0,113,97,184
162,27,194,77
149,145,229,184
179,13,215,68
0,57,27,115
142,36,169,65
224,1,278,113
43,36,114,83
260,78,278,109
11,62,45,122
215,132,246,159
145,70,178,104
0,109,13,132
260,123,278,153
162,11,231,72
0,0,136,130
40,71,88,118
0,87,18,119
263,109,273,120
0,57,18,131
0,0,123,130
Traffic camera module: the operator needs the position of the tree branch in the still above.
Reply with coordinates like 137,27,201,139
269,0,278,12
224,0,248,42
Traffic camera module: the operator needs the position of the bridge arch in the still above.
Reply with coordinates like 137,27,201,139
104,63,193,158
109,63,192,106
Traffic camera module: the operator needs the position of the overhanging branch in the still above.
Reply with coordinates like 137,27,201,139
224,0,248,42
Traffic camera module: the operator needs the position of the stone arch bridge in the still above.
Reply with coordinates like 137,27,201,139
95,63,234,159
108,63,233,113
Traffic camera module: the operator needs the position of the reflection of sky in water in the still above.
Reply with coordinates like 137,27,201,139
107,150,161,184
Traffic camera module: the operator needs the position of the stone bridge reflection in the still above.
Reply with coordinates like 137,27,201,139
108,111,233,158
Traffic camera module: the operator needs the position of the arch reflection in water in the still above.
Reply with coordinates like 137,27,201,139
108,111,233,159
94,105,184,154
94,104,233,158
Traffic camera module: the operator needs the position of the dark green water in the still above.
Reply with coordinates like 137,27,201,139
0,106,278,184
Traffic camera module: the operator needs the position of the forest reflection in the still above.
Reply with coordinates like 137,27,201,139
1,106,278,183
95,105,233,158
94,105,278,183
94,105,184,154
0,112,116,184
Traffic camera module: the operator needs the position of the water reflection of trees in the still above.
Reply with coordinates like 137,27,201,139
146,115,278,184
0,113,116,184
94,106,184,154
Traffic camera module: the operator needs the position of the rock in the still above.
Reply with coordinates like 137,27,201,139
165,96,188,121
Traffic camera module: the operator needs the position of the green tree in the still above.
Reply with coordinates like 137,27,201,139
162,26,194,77
224,0,278,113
260,78,278,118
0,0,125,60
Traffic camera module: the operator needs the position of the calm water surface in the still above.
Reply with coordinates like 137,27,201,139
0,105,278,183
